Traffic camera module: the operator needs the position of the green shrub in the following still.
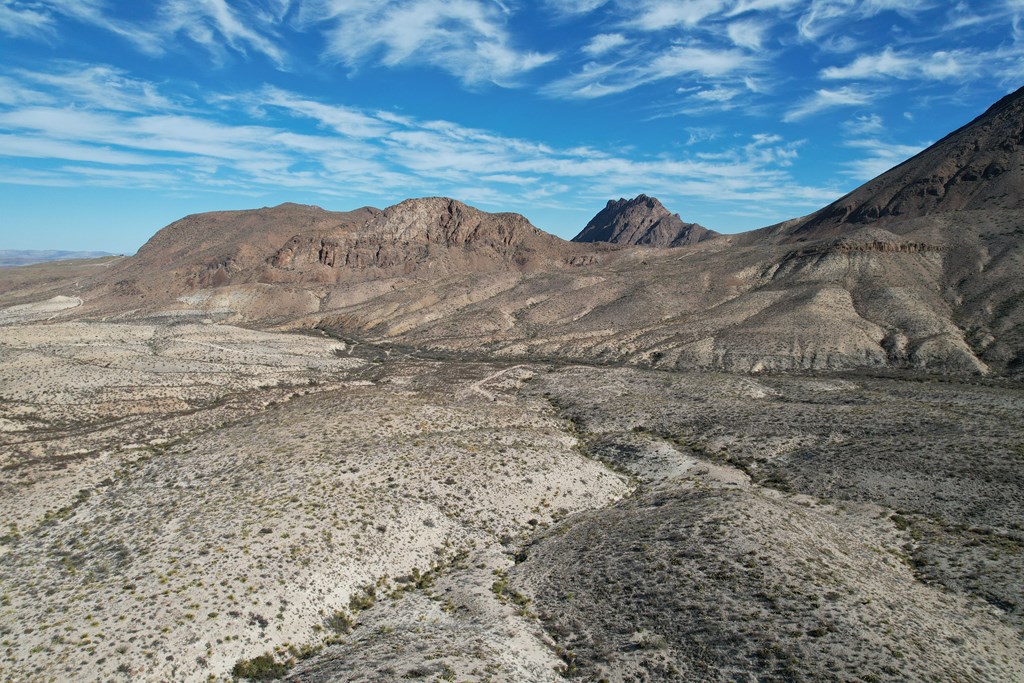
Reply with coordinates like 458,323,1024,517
231,653,287,680
324,610,354,635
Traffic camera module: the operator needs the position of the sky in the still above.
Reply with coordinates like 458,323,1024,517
1,1,1022,253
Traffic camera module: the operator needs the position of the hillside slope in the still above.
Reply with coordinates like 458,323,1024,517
787,84,1024,240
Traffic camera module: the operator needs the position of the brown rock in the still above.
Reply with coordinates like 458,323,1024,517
572,194,719,247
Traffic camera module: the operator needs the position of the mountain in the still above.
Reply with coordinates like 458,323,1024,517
128,202,380,287
267,196,591,275
783,85,1024,240
302,86,1024,375
0,250,115,267
8,88,1023,376
120,197,592,288
572,194,719,247
72,197,605,323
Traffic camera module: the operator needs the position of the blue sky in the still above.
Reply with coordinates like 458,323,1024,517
1,1,1022,253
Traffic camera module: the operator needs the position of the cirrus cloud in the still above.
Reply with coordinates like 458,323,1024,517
822,47,975,81
297,0,556,86
783,86,872,122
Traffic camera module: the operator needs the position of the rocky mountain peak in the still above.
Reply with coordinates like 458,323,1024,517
789,84,1024,238
573,194,718,248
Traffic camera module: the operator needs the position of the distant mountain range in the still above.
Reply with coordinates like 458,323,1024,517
5,85,1024,376
0,250,116,267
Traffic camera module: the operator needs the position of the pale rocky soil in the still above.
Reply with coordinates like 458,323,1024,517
0,295,81,324
0,315,1021,682
514,366,1024,682
0,320,627,682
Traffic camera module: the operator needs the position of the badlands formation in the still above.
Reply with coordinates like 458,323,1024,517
0,89,1022,681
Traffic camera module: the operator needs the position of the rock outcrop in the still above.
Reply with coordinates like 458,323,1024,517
572,194,718,247
270,197,572,273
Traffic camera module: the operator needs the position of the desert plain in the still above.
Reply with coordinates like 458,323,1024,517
0,297,1021,681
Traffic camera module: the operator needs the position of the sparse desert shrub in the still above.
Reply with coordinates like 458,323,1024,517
231,653,287,680
324,610,354,635
349,584,376,612
631,629,669,650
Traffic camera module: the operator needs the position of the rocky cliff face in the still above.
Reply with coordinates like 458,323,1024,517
572,194,718,247
270,197,567,272
94,202,381,296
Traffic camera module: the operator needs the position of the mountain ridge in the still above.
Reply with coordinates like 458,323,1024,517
5,86,1023,376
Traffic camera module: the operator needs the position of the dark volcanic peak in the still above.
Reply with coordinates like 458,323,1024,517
573,194,719,247
791,84,1024,238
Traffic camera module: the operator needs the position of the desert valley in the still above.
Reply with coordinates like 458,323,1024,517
0,83,1023,683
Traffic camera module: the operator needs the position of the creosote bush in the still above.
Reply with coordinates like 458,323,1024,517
231,653,287,680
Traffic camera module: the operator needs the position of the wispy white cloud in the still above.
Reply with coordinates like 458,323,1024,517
542,0,609,14
822,47,974,81
22,0,287,66
43,0,164,55
0,133,160,166
540,61,634,99
626,0,730,31
0,65,837,216
58,164,184,188
256,86,394,139
156,0,288,67
297,0,555,86
545,44,755,99
583,32,627,56
841,137,928,180
14,64,176,111
0,76,51,106
648,45,752,77
726,18,770,49
685,127,720,145
695,86,741,102
844,113,884,135
727,0,802,14
797,0,937,43
784,86,872,121
0,1,55,38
